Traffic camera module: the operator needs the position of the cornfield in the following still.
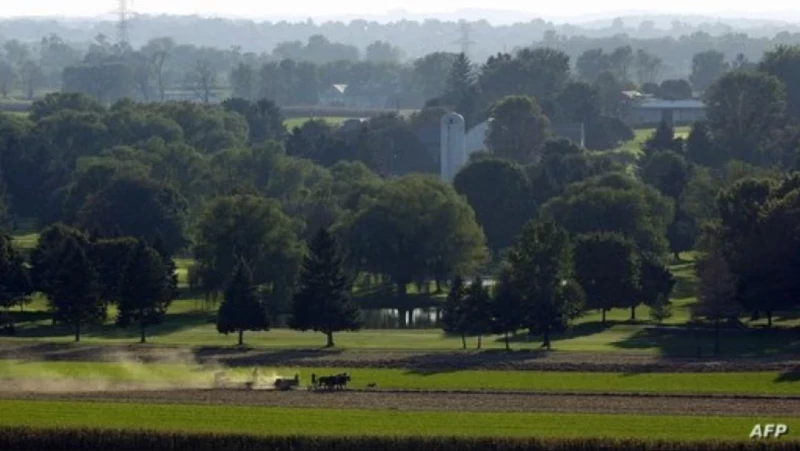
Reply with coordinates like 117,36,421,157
0,427,796,451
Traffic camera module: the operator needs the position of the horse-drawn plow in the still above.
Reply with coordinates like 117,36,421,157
210,369,351,391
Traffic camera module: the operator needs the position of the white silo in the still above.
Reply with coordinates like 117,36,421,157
440,112,466,182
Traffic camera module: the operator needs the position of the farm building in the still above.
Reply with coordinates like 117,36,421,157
414,114,585,183
627,97,706,126
319,83,400,109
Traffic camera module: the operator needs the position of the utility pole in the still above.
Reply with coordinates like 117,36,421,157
454,20,476,58
116,0,130,48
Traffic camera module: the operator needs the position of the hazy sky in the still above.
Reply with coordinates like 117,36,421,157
2,0,799,22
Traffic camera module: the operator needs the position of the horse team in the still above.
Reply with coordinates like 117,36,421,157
311,372,351,390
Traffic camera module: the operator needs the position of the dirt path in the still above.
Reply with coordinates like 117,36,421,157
2,342,799,372
1,387,798,416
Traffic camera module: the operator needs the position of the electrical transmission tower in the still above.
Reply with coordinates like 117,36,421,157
454,20,476,58
116,0,131,48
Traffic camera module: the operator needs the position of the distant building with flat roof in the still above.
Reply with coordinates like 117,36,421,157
627,95,706,126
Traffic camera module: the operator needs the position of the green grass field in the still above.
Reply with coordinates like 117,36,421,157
0,400,794,440
0,360,796,395
620,126,691,155
284,116,350,129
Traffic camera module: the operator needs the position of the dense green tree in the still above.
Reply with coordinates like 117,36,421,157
29,92,105,122
90,236,139,305
0,233,33,312
760,45,800,119
659,79,693,100
217,259,270,346
685,122,720,168
443,53,473,106
76,176,189,254
486,95,551,164
151,232,179,303
506,221,584,349
441,275,468,349
345,175,487,299
705,71,787,165
193,195,303,309
693,249,738,355
463,276,493,349
62,62,135,104
453,158,534,256
490,268,522,351
48,236,104,341
666,209,696,260
690,50,728,93
576,48,610,83
117,240,175,343
221,97,286,144
555,81,601,124
412,52,458,102
541,173,674,256
290,228,361,347
638,252,676,317
0,59,13,98
640,150,690,201
574,233,640,322
30,223,90,296
642,121,681,156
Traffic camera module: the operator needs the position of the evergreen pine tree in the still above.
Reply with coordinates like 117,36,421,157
507,221,585,350
463,276,492,349
442,275,468,349
49,237,104,342
217,258,270,346
642,120,678,155
117,240,175,343
491,269,522,351
444,53,473,106
290,228,360,347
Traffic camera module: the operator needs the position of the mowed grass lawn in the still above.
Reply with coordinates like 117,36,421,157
619,126,691,154
0,400,796,440
0,360,797,396
284,116,350,129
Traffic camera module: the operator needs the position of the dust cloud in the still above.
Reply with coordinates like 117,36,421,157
0,348,297,394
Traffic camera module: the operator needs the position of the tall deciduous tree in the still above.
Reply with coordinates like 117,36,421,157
217,259,270,346
453,158,534,256
117,240,175,343
694,250,738,355
705,71,787,165
193,194,303,308
574,232,640,322
290,228,361,347
506,221,584,349
76,176,189,254
486,95,551,164
690,50,728,93
760,45,800,119
49,236,104,342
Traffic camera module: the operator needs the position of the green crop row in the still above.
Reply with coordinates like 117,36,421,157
0,427,796,451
